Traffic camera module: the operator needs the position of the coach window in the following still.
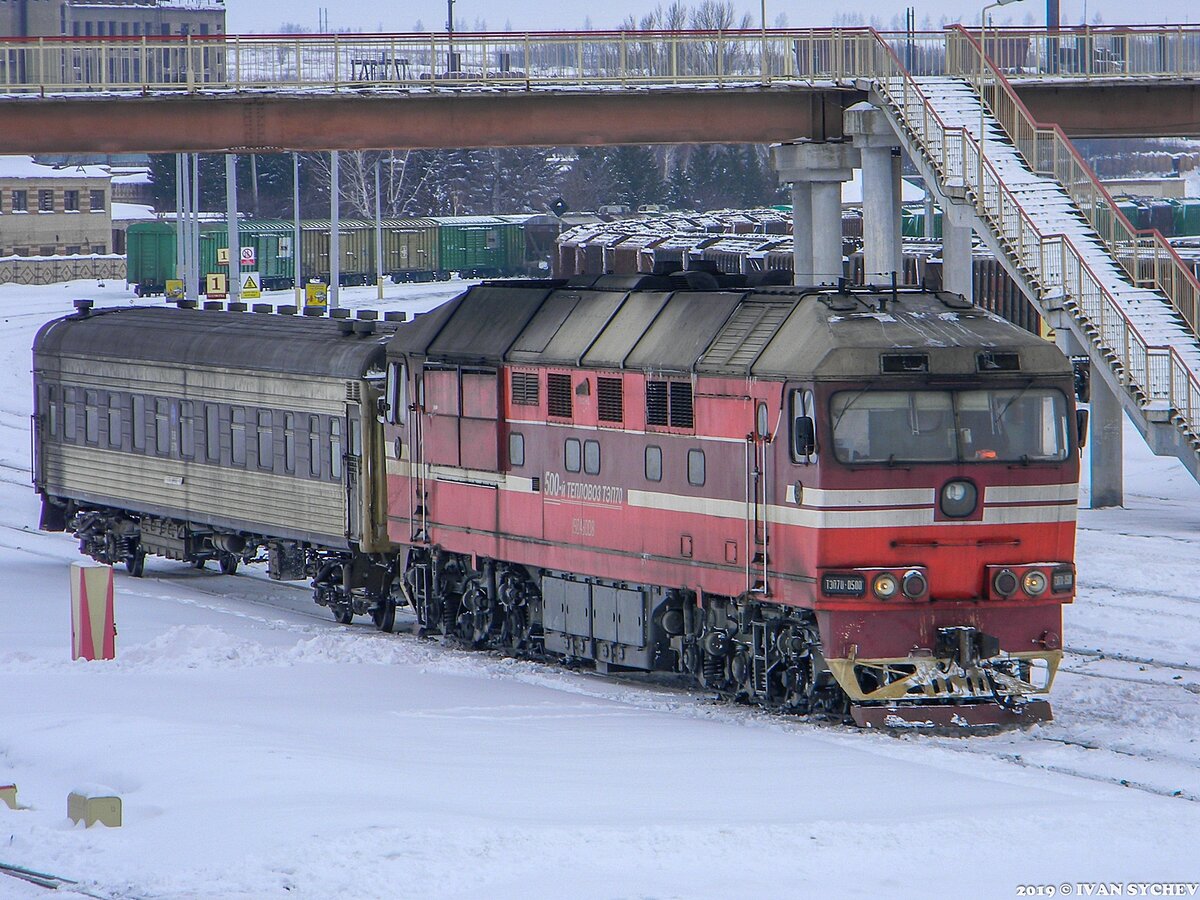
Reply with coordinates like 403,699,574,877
48,385,58,437
205,404,219,461
64,388,77,441
330,419,343,480
509,432,525,468
284,413,296,473
131,395,144,450
790,389,818,463
644,445,662,482
231,408,246,465
107,394,122,448
180,401,195,459
583,439,600,475
565,438,581,473
687,448,706,486
84,391,99,443
155,398,170,455
257,410,273,470
309,416,321,476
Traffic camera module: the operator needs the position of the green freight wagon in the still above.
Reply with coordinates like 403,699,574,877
431,216,524,277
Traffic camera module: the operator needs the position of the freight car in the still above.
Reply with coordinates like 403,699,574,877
33,276,1083,728
126,215,552,295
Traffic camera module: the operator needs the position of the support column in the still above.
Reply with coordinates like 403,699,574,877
845,101,902,284
941,203,974,303
1088,369,1124,508
771,140,858,286
330,149,340,309
225,154,240,302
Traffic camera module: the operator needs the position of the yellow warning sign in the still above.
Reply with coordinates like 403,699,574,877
165,279,185,300
240,271,261,300
305,282,328,309
217,248,230,266
205,273,227,299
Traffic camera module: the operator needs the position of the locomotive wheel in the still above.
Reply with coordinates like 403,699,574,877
126,550,145,578
218,552,240,576
334,605,354,625
193,558,207,570
373,598,397,633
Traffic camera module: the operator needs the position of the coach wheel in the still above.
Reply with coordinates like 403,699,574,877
193,558,207,569
334,605,354,625
373,598,397,633
126,550,145,578
218,552,240,576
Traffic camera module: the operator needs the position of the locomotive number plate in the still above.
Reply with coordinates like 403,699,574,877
821,573,866,597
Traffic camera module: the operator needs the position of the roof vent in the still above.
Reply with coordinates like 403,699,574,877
977,351,1021,372
353,320,377,336
277,305,298,316
356,309,379,321
330,309,351,319
227,301,248,312
202,301,223,311
72,298,93,316
252,303,273,314
177,299,198,310
303,307,324,317
881,353,929,374
384,311,406,322
338,320,356,336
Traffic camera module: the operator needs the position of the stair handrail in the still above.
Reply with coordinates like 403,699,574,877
863,29,1200,449
946,24,1200,340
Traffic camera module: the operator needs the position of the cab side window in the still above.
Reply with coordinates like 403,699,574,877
790,388,818,463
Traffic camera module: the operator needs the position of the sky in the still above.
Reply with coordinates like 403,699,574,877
226,0,1198,34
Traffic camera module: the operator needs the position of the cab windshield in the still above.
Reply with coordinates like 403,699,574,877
830,388,1070,464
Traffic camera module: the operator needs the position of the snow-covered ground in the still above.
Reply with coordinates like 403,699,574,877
0,280,1197,899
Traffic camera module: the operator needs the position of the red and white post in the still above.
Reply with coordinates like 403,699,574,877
70,562,115,661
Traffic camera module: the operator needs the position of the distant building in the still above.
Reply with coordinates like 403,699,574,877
0,1,225,39
0,156,112,257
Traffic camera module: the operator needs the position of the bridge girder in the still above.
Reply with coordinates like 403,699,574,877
0,87,859,154
1012,81,1200,139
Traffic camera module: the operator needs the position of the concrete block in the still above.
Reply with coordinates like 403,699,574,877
67,791,122,828
0,784,17,809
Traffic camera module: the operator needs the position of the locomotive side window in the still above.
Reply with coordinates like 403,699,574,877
790,389,818,462
386,362,408,425
309,416,321,476
687,449,706,486
257,410,273,470
284,414,296,473
330,419,343,480
645,445,662,482
583,439,600,475
154,398,170,455
107,394,121,448
565,438,581,473
231,408,246,466
64,388,76,441
509,432,525,468
84,391,98,443
131,395,144,450
205,404,219,461
180,401,195,459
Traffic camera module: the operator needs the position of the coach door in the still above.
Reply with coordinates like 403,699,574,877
746,400,772,595
345,402,363,541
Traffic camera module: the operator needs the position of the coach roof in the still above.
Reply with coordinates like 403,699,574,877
33,307,397,379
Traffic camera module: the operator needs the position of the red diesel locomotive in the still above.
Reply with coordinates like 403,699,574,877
381,274,1080,727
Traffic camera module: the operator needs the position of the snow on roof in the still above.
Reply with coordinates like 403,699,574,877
0,156,110,180
112,202,158,221
111,169,151,185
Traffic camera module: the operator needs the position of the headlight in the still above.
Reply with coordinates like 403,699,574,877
872,572,899,599
940,479,977,518
1022,570,1048,597
993,568,1018,597
901,570,927,598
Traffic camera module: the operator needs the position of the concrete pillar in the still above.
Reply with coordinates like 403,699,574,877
789,181,813,283
941,204,974,303
845,102,903,284
771,140,858,286
1088,370,1124,508
225,154,240,302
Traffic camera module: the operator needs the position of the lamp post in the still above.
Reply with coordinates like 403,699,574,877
978,0,1024,214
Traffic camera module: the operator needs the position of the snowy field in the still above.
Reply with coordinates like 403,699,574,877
0,279,1198,899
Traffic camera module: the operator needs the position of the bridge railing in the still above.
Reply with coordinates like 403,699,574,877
862,29,1200,447
946,25,1200,342
975,25,1200,80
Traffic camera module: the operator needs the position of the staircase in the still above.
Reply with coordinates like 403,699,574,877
863,31,1200,483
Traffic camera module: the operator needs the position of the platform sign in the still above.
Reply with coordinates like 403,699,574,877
240,271,262,300
305,282,328,310
205,273,227,299
240,246,256,266
217,247,230,266
165,279,185,300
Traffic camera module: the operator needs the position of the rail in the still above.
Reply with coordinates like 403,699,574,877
944,27,1200,344
863,30,1200,446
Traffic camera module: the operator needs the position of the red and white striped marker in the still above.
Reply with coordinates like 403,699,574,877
70,562,115,661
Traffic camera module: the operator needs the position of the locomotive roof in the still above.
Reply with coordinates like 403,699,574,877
33,307,397,379
390,281,1071,379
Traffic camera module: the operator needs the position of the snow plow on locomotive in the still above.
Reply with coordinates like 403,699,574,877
32,275,1082,728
